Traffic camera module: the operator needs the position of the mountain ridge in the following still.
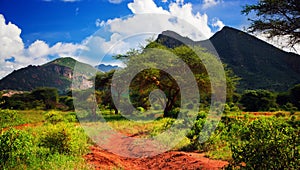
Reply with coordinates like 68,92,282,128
1,27,300,93
157,26,300,92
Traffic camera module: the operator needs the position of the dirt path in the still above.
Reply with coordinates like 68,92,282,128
85,146,228,170
1,122,43,132
85,132,228,170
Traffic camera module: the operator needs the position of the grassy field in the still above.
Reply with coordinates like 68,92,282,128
0,109,299,169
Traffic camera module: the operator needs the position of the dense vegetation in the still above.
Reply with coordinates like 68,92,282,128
0,110,89,169
0,37,299,169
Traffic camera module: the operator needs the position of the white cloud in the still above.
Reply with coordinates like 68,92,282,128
212,18,225,31
128,0,168,14
0,14,24,59
83,0,227,66
108,0,124,4
110,0,218,39
0,0,228,78
28,40,50,58
0,14,86,78
202,0,221,9
95,19,105,27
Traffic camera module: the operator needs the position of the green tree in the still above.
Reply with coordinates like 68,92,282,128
242,0,300,48
240,90,277,111
116,42,235,117
31,87,58,110
95,70,122,114
290,84,300,109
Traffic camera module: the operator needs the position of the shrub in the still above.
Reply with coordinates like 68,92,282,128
230,118,300,169
45,110,64,124
187,116,228,152
0,128,34,168
0,109,17,121
0,109,24,128
39,123,88,155
65,112,79,123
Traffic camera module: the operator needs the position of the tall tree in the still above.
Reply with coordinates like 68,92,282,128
31,87,58,110
242,0,300,48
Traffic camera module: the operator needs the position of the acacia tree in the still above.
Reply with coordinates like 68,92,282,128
242,0,300,48
120,42,234,117
95,70,122,114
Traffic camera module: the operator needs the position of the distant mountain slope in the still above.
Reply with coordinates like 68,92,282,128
0,57,97,93
95,64,120,72
157,27,300,92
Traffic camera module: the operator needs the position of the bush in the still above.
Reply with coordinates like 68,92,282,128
45,110,64,124
0,128,34,169
0,109,24,128
39,123,88,155
240,90,277,111
230,118,300,169
187,116,228,152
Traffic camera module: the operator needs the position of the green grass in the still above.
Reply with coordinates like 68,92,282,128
1,109,299,169
17,110,46,123
1,122,91,170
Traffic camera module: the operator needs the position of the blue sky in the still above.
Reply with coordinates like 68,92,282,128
0,0,259,78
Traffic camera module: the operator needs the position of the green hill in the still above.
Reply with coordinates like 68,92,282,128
0,57,98,93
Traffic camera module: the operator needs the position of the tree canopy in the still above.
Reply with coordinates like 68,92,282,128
96,41,238,117
242,0,300,48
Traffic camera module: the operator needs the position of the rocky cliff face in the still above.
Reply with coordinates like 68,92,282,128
0,57,97,93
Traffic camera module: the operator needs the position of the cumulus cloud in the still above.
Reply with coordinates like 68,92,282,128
126,0,225,39
0,0,228,78
0,15,24,59
0,14,86,78
100,0,222,40
128,0,169,14
212,18,225,31
202,0,222,9
82,0,227,66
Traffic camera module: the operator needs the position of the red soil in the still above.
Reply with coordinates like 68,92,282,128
1,122,43,132
85,146,228,170
85,139,228,170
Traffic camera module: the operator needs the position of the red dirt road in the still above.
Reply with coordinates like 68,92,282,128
85,145,228,170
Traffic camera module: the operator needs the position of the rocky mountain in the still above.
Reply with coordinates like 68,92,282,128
157,27,300,92
0,57,97,93
95,64,120,72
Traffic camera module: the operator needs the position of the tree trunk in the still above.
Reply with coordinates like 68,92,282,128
113,107,119,115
